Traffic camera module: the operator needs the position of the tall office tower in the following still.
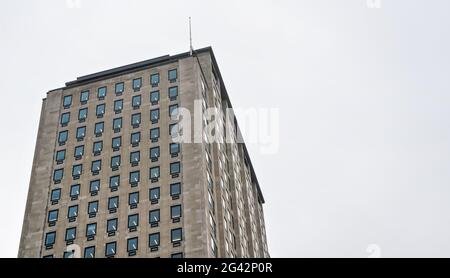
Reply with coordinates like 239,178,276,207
18,47,269,258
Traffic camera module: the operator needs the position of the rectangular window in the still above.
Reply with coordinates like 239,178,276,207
78,108,88,122
91,160,101,174
170,143,180,156
171,205,182,220
45,232,56,247
113,118,122,132
109,175,120,191
112,136,121,151
150,146,160,161
84,246,95,258
98,87,107,99
129,192,139,208
88,201,98,216
149,187,160,203
131,113,141,127
96,104,105,118
72,164,82,179
115,82,124,95
150,90,160,104
58,131,68,145
76,126,86,141
171,253,183,258
149,209,160,225
133,78,142,91
128,214,139,231
171,228,182,243
169,104,179,118
132,95,141,109
170,162,181,176
94,122,104,136
68,205,78,219
51,188,61,203
169,86,178,100
130,151,140,166
114,99,123,113
90,180,100,195
48,209,58,225
150,128,160,142
149,233,160,248
150,108,160,123
86,223,97,238
127,237,138,255
131,132,140,146
70,184,81,199
149,167,160,181
93,141,103,155
63,95,72,108
129,171,140,186
170,183,181,197
170,123,179,138
111,155,121,170
80,90,89,104
168,69,178,82
56,150,66,164
108,196,119,212
61,112,70,127
105,242,117,257
74,145,84,159
53,169,63,183
107,218,118,234
150,73,160,87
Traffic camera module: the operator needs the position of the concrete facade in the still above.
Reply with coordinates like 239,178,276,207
18,47,269,258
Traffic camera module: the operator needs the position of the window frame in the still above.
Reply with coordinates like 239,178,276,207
105,241,117,257
171,228,183,243
61,112,70,126
150,90,160,104
97,87,107,99
115,82,124,95
132,78,142,91
80,90,89,104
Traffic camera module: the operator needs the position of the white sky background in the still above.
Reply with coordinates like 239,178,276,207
0,0,449,257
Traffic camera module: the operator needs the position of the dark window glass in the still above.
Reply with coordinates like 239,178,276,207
133,78,142,90
51,188,61,202
170,143,180,155
150,147,160,159
112,136,121,149
150,90,160,103
65,227,76,241
171,253,183,258
150,74,160,86
171,228,182,242
72,164,82,177
131,113,141,126
80,90,89,103
98,87,107,99
131,132,140,145
56,150,66,163
129,192,139,206
113,118,122,130
150,109,160,122
109,175,120,189
128,237,138,252
171,205,182,219
115,82,124,94
150,187,160,201
63,95,72,108
84,246,95,258
61,112,70,126
111,155,121,168
76,126,86,140
132,95,141,108
107,218,118,233
114,99,123,113
149,167,160,179
149,209,160,224
169,86,178,99
93,141,103,154
68,205,78,218
70,184,80,198
128,214,139,228
78,108,88,121
88,201,98,214
48,209,58,223
91,160,101,173
170,183,181,196
150,128,160,140
170,162,181,175
149,233,160,247
45,232,56,246
95,122,104,135
74,145,84,158
96,104,105,116
108,196,119,210
130,171,140,185
168,69,178,82
105,242,116,256
130,151,140,164
86,223,97,237
53,169,63,182
90,180,100,193
58,131,68,144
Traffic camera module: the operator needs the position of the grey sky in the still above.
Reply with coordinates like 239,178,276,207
1,0,450,257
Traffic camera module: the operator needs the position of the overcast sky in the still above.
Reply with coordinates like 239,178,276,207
1,0,450,258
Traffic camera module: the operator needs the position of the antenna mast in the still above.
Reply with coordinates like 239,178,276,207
189,17,193,56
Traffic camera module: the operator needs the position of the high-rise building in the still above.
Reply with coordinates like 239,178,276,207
18,47,269,258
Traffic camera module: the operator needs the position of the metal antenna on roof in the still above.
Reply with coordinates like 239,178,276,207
189,17,193,56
